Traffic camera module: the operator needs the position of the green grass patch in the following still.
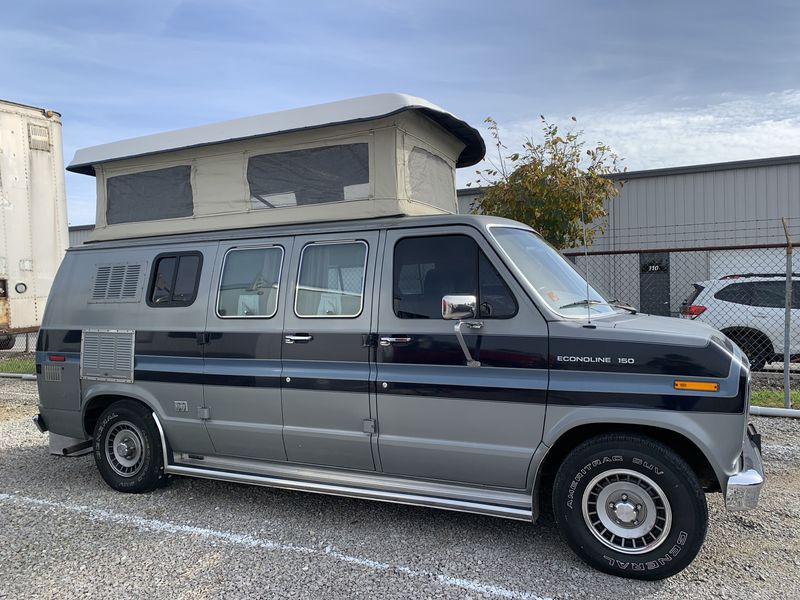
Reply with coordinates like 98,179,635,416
751,389,799,409
0,355,36,375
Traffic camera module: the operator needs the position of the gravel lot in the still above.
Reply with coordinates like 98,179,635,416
1,379,798,600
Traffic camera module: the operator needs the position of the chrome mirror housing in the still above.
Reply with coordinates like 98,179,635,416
441,294,477,320
441,294,482,368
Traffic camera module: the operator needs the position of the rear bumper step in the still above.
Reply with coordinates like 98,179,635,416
32,414,47,433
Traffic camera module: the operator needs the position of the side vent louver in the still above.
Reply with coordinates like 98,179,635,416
81,329,135,383
43,364,62,382
28,123,51,152
90,263,144,303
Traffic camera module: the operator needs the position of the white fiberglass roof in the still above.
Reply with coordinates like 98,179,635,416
68,93,486,175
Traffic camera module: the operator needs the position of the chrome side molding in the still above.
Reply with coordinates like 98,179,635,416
164,463,532,521
151,411,170,473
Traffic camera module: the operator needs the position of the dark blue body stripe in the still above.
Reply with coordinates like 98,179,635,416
35,329,743,413
547,389,744,413
133,369,368,392
381,381,547,404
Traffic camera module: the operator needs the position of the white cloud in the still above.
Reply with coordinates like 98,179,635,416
464,90,800,183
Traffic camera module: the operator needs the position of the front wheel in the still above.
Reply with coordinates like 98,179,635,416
552,433,707,580
93,400,166,493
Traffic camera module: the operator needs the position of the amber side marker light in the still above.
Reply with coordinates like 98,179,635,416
674,380,719,392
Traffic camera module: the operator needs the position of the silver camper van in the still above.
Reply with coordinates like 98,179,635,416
34,94,763,580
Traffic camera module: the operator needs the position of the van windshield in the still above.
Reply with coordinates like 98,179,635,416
490,227,615,317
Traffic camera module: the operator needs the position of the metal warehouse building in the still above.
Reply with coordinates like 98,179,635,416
458,154,800,316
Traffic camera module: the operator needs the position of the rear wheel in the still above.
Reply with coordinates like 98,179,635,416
0,335,16,350
93,400,166,493
552,433,707,580
724,329,771,371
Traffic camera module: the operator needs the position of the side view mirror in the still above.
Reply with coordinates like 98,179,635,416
441,294,477,320
441,294,482,368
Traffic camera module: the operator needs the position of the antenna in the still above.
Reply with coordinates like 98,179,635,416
578,168,591,323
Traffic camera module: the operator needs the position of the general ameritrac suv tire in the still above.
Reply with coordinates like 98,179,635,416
93,400,167,493
552,433,708,580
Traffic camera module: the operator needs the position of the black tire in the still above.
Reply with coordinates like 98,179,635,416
0,335,16,350
93,400,166,493
552,433,707,580
725,330,770,371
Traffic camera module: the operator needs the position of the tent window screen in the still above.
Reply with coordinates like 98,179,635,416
247,144,369,209
106,166,193,224
217,247,284,318
295,241,367,317
407,147,456,212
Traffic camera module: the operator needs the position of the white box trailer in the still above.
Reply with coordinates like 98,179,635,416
0,99,69,348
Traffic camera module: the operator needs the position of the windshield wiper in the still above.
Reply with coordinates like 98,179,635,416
559,299,638,314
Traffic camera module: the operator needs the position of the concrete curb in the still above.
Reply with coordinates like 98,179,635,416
0,373,35,381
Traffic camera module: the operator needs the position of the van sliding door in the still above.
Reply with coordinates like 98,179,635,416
202,237,294,461
280,231,379,471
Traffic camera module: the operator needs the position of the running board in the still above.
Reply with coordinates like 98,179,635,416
165,463,532,521
151,411,531,521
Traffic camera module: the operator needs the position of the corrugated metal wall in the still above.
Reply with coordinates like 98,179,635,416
596,161,800,252
459,157,800,251
68,226,93,247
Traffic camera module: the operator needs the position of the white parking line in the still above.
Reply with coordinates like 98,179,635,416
0,492,551,600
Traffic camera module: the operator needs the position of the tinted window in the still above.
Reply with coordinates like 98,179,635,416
248,144,369,209
296,242,367,317
174,255,201,301
794,281,800,309
148,253,202,307
151,257,177,305
393,235,517,319
217,247,283,318
714,283,753,305
752,281,786,308
106,166,193,224
682,284,704,306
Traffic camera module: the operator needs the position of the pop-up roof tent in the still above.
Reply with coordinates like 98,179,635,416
68,93,486,242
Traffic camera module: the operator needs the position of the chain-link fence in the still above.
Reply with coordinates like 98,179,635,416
565,241,798,405
0,331,36,374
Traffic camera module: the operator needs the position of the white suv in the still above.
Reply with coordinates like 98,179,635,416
681,275,799,370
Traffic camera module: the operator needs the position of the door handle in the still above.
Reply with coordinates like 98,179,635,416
285,334,314,344
753,313,769,318
379,336,412,347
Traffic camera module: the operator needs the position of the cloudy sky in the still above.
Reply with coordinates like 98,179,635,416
2,0,799,225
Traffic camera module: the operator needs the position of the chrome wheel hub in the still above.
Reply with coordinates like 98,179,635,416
582,468,672,555
105,421,145,477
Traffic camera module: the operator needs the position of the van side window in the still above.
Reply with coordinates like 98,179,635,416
393,235,517,319
295,241,367,317
148,252,202,307
217,247,284,318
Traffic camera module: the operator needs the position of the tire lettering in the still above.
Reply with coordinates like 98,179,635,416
565,455,623,509
631,457,663,475
601,532,688,572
